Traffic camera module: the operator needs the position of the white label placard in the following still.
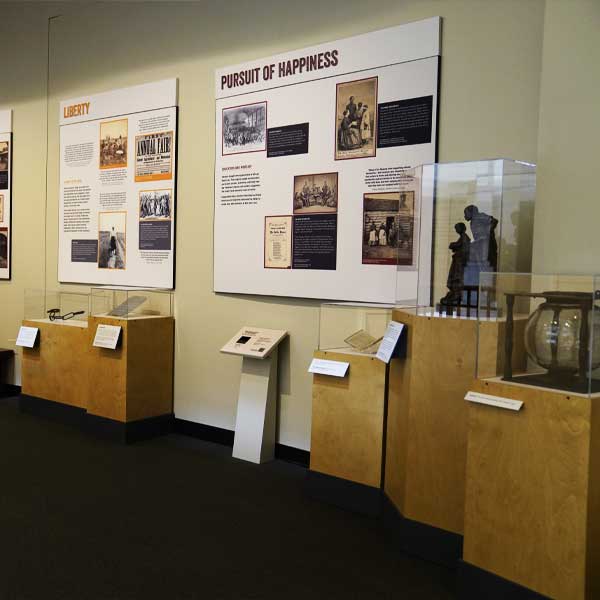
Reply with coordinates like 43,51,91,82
376,321,405,363
308,358,350,378
465,391,523,411
93,324,122,349
213,18,440,303
221,326,287,359
16,326,39,348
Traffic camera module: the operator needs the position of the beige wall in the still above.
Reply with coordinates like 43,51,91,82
0,0,553,449
533,0,600,273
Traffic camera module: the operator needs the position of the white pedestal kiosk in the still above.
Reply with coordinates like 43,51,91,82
221,327,288,464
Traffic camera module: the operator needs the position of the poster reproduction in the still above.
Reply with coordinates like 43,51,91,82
58,79,177,288
0,111,12,279
214,18,440,303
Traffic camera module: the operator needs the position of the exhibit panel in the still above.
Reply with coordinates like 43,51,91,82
0,110,13,280
214,17,440,303
462,274,600,598
58,79,178,289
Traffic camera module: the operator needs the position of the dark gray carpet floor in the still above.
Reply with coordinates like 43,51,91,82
0,397,456,600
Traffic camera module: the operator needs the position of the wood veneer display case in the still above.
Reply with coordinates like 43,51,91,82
384,307,526,566
20,288,175,442
461,273,600,599
307,303,396,516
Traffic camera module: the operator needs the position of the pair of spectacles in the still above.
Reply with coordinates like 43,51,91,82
47,308,85,321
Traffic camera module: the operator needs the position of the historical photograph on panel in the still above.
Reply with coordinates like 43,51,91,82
0,141,9,190
362,191,415,265
98,211,126,269
0,194,4,223
139,189,172,220
264,215,292,269
135,131,173,182
0,227,8,268
293,172,338,214
222,101,267,156
99,118,128,169
335,77,377,160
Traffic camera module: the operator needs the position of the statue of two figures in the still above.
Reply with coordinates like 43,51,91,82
439,205,498,309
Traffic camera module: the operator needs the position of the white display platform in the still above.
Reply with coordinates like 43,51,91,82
221,327,288,463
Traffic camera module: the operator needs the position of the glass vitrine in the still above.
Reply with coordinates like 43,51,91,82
404,159,536,318
476,272,600,395
24,288,90,324
318,302,394,355
91,287,173,319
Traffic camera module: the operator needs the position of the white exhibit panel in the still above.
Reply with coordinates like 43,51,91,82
0,109,13,280
58,79,178,288
221,326,288,359
214,17,440,303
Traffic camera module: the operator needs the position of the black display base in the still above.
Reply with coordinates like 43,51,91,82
19,394,86,427
19,394,173,444
305,470,382,517
458,560,551,599
503,373,600,394
382,494,463,569
84,413,174,444
0,384,21,398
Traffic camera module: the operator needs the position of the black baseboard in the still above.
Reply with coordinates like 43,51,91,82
458,560,550,599
85,413,174,444
382,494,463,569
19,394,86,427
173,418,235,446
305,470,382,517
173,418,310,467
0,384,21,398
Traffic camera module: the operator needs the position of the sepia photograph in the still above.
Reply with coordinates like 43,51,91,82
98,211,126,270
264,215,292,269
222,101,267,156
293,172,338,214
139,189,172,220
335,77,377,160
0,227,7,269
99,119,128,169
0,141,9,190
362,191,415,265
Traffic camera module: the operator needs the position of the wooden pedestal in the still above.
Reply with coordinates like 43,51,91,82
308,350,393,515
463,378,600,599
22,319,91,409
20,316,174,441
87,316,174,423
384,308,526,561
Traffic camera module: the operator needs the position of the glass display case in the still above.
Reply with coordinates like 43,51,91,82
318,302,394,355
24,288,90,324
91,287,174,320
476,273,600,395
405,159,536,317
